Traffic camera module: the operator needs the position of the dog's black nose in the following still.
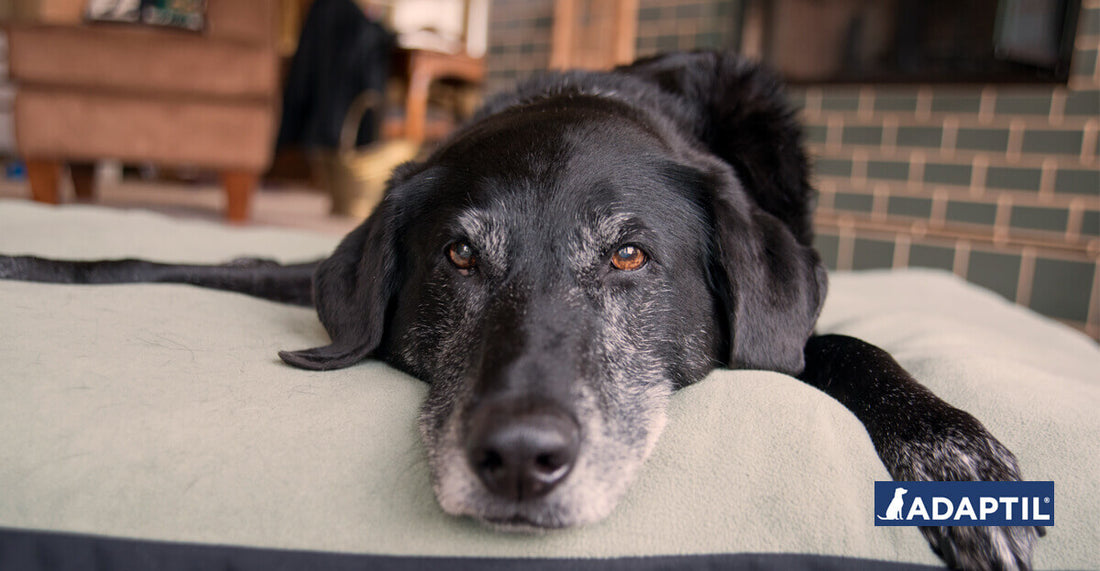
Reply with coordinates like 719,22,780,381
466,402,580,502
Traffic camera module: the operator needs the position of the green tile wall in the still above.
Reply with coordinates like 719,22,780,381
1021,130,1084,155
946,201,998,225
1055,169,1100,196
924,163,972,186
888,196,933,218
908,244,956,272
897,126,943,148
1030,259,1095,322
1010,206,1069,233
956,128,1010,152
967,250,1021,302
986,167,1042,192
852,238,895,270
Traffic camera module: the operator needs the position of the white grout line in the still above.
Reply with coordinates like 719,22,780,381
953,240,971,278
970,155,989,198
994,194,1013,246
893,234,911,268
1050,87,1067,126
837,223,856,271
979,87,996,124
942,116,959,158
1015,247,1036,307
1039,157,1057,201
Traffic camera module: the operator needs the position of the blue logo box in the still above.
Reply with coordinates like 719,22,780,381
874,481,1054,526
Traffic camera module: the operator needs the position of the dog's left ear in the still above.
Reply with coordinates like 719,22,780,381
623,52,828,374
278,194,401,371
709,173,827,375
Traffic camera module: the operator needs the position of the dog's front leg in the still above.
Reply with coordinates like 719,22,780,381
798,334,1042,571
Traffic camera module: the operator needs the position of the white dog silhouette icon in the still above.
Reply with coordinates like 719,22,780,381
878,487,908,520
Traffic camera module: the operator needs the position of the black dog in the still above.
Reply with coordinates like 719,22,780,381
1,52,1038,570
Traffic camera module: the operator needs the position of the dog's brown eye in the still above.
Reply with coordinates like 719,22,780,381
610,245,647,271
447,241,477,272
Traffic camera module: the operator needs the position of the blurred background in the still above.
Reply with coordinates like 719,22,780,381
0,0,1096,336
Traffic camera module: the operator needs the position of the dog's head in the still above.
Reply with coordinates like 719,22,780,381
281,53,826,529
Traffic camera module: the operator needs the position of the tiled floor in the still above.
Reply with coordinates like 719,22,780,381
0,177,362,236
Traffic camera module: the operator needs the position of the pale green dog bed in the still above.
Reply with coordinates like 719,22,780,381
1,200,1097,569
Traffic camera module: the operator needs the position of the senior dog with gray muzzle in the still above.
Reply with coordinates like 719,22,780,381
0,52,1041,570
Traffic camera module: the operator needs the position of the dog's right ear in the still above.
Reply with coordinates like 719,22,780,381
279,194,401,371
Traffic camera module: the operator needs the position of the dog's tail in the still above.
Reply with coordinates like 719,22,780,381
0,255,319,306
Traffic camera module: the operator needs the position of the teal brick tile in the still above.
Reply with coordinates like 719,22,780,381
1030,258,1095,322
888,196,933,218
1072,49,1098,77
852,238,895,270
924,163,972,186
638,6,663,20
1010,205,1069,233
1063,90,1099,116
695,32,723,49
635,38,659,55
908,244,956,272
1083,7,1100,36
834,192,874,213
995,92,1053,116
814,158,853,177
821,90,861,111
986,166,1042,192
956,128,1010,152
1021,130,1084,155
786,89,808,111
931,93,982,113
814,233,840,269
656,35,679,52
804,124,828,144
842,126,883,145
874,93,919,112
896,126,943,148
1081,210,1099,236
867,160,910,181
967,250,1021,301
946,200,998,225
675,3,703,18
1054,168,1100,196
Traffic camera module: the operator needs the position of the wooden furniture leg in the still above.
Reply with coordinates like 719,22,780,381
221,170,257,223
26,159,62,204
70,163,97,202
405,64,432,143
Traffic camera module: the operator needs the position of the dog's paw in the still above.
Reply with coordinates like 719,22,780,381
884,406,1042,571
919,522,1040,571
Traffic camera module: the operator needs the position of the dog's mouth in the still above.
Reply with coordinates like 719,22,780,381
481,512,570,533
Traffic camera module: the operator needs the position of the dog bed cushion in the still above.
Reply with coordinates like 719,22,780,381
1,199,1097,570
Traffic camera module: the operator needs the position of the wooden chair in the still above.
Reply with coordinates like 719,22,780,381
8,0,278,223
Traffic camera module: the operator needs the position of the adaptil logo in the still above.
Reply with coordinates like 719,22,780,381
874,481,1054,526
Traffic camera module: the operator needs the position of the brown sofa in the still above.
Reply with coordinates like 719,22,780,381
6,0,278,222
